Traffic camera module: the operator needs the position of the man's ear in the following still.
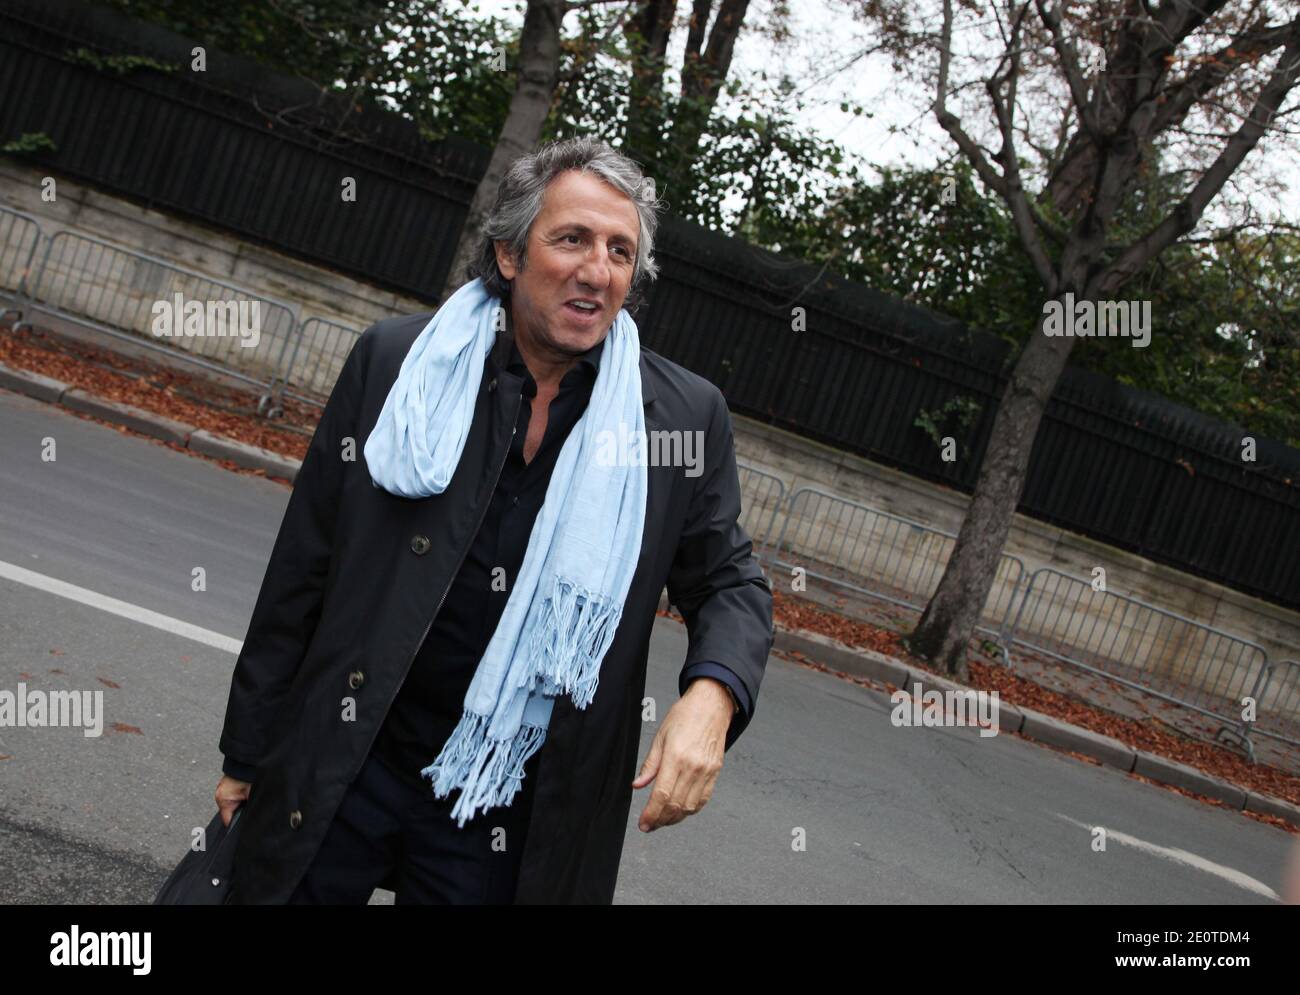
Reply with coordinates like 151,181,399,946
493,240,518,280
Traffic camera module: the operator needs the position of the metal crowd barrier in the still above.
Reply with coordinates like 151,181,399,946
0,205,42,320
999,567,1276,759
765,485,1026,636
0,210,373,417
14,228,301,394
1246,658,1300,751
274,315,361,410
734,462,786,559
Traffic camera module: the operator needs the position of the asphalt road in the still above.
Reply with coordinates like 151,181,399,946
0,386,1293,904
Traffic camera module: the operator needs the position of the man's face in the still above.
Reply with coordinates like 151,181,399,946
494,169,640,362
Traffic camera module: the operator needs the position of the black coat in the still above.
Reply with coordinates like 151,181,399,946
219,311,774,903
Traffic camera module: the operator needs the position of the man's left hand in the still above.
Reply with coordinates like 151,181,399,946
632,677,733,832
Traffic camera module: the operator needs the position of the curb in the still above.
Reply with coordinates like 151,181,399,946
0,360,303,483
769,626,1300,830
1020,708,1136,771
0,361,69,403
61,388,196,446
189,430,300,483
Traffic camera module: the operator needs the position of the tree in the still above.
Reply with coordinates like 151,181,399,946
781,157,1045,348
842,0,1300,680
97,0,849,296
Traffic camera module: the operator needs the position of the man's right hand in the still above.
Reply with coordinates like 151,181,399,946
216,775,252,828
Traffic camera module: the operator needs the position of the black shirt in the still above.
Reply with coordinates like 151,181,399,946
369,332,605,823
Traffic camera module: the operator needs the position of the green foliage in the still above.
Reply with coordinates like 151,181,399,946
550,47,863,245
544,6,636,149
914,395,982,451
1078,227,1300,446
0,131,57,154
92,0,403,89
1064,143,1300,446
63,46,177,75
778,158,1045,355
689,78,863,243
359,2,517,148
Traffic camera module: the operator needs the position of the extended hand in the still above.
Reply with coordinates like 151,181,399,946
632,677,732,832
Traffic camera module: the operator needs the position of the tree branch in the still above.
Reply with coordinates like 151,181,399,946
556,2,631,84
934,0,1010,202
564,0,627,11
1098,22,1300,296
984,1,1058,288
1148,16,1297,139
1034,0,1100,139
1144,0,1233,61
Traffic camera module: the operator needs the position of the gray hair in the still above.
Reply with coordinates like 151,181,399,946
467,135,664,314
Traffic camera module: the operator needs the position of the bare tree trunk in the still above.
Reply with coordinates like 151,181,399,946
439,0,565,302
904,300,1078,680
623,0,677,164
671,0,749,176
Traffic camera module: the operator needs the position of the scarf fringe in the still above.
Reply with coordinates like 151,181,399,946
528,575,623,708
421,709,549,828
420,575,627,826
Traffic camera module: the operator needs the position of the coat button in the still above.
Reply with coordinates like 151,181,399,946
348,669,364,689
289,810,302,830
411,534,431,555
488,378,497,392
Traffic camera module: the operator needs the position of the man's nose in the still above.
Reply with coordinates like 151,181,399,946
575,241,613,289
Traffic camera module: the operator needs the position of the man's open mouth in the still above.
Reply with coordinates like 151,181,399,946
565,299,601,318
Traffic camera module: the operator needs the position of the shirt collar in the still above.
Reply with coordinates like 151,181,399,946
506,333,604,396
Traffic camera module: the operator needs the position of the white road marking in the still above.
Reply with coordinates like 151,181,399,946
1056,813,1280,900
0,558,242,654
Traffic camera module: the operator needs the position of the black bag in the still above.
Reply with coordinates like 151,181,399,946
153,807,243,905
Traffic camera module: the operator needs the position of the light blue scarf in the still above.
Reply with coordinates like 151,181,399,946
363,277,647,827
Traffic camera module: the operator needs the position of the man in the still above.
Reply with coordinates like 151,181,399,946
216,135,773,904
